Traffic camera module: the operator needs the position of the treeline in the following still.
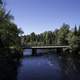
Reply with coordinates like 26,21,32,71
0,0,23,59
21,24,80,53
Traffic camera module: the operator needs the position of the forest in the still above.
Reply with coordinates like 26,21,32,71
0,0,80,59
0,0,80,80
21,24,80,54
0,0,23,60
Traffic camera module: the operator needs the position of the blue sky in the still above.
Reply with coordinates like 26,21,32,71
6,0,80,34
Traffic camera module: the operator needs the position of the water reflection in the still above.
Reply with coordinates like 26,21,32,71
0,49,80,80
17,49,80,80
0,57,20,80
60,55,80,80
17,56,62,80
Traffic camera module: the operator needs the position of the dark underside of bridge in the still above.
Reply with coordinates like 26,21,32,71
32,48,64,56
23,46,70,56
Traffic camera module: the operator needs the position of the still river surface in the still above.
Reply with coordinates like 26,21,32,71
0,49,79,80
17,49,80,80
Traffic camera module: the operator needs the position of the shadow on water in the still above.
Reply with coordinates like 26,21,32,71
0,56,21,80
23,52,51,58
17,49,80,80
0,49,80,80
57,52,80,80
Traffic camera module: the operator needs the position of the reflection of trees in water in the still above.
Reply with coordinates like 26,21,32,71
47,53,80,80
0,57,20,80
60,52,80,80
47,54,59,64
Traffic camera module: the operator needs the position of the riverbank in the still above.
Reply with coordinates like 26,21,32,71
0,47,23,61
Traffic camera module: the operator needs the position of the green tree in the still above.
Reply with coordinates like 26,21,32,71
53,29,59,45
74,25,77,35
57,23,70,45
30,32,36,42
78,25,80,36
0,0,23,59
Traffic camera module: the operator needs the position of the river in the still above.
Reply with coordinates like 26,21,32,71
17,49,80,80
0,49,80,80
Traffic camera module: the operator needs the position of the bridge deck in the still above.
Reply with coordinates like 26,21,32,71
31,46,70,49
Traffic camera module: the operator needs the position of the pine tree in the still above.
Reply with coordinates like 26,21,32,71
74,25,77,35
78,25,80,36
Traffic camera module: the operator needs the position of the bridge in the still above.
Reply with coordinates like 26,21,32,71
24,46,71,55
23,45,70,49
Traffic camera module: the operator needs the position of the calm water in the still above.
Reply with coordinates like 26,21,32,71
17,49,80,80
0,49,80,80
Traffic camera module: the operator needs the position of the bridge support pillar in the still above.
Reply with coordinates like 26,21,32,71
56,48,63,54
32,48,37,56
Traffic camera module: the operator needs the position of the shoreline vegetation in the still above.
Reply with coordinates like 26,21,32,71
0,0,23,61
0,0,80,64
21,23,80,54
0,0,80,79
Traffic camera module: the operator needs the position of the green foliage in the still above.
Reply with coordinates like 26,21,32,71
1,0,80,59
74,25,78,35
0,0,23,59
57,24,70,45
78,26,80,36
30,32,36,42
67,32,78,48
21,23,80,54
